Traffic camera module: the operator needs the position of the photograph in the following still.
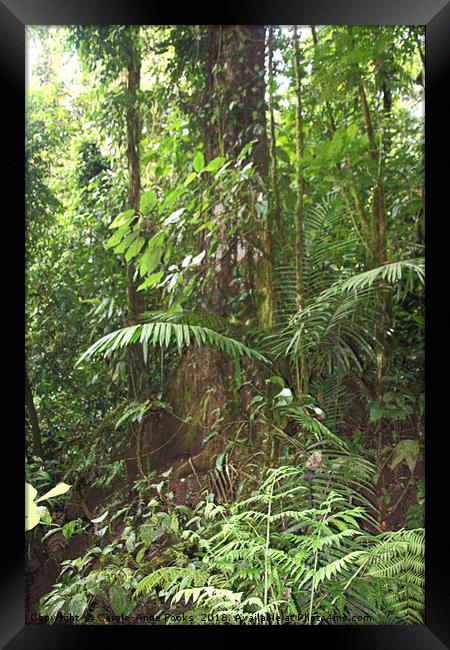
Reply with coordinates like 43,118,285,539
24,24,425,627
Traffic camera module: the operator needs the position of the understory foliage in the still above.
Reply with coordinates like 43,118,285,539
27,24,424,626
40,415,424,625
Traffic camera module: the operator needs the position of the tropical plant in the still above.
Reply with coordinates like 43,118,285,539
77,319,268,367
25,482,71,531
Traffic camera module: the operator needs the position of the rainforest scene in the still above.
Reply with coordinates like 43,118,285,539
25,25,425,626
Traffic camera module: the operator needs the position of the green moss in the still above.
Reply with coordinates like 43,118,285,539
254,260,275,330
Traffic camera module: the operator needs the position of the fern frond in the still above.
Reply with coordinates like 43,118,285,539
172,586,243,607
303,550,364,588
135,566,208,596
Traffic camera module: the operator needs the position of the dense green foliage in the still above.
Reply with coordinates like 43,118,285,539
26,25,424,626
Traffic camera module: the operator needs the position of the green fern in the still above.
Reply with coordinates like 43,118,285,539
40,462,423,625
363,528,424,623
135,566,209,597
40,415,423,626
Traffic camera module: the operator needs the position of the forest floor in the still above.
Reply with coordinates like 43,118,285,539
26,416,424,624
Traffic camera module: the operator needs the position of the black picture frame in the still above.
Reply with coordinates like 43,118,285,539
1,0,448,647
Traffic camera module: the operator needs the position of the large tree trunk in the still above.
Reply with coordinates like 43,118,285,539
170,26,276,474
25,369,43,457
205,25,276,329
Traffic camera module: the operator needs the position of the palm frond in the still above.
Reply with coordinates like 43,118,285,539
76,321,269,366
142,308,231,331
319,259,424,300
274,259,424,375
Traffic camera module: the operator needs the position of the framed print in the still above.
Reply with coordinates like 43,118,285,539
0,0,448,647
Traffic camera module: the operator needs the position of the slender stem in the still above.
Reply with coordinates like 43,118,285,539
25,369,43,457
292,26,309,398
268,26,283,246
263,477,275,613
125,25,147,400
330,558,369,607
308,530,321,624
